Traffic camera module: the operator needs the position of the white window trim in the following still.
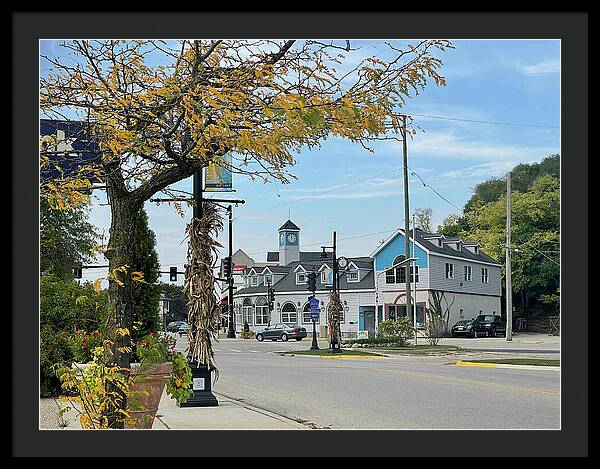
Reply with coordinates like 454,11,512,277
321,269,332,284
464,265,472,282
446,262,454,279
264,274,273,286
481,267,489,284
251,276,258,286
347,271,359,282
296,272,307,285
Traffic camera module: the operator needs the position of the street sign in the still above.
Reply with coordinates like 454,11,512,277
309,298,319,321
40,119,102,183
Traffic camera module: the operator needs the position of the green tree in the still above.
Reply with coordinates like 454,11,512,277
158,282,188,323
40,198,98,279
131,208,161,342
460,174,560,318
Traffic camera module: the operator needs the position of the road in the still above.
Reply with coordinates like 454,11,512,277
171,334,560,430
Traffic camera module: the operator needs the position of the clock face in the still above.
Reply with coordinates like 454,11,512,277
337,257,348,269
287,233,297,243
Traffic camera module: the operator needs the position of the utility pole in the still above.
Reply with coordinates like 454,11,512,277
402,115,412,324
413,212,418,345
506,171,513,341
226,205,236,338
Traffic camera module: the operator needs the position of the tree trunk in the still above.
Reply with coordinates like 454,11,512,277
103,188,140,428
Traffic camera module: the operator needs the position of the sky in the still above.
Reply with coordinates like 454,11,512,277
39,39,560,286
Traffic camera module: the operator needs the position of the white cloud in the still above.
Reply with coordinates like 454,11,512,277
521,59,560,76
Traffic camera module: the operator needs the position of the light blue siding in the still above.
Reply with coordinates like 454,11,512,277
374,232,428,270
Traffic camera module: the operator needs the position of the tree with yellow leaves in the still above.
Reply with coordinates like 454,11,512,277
41,39,452,426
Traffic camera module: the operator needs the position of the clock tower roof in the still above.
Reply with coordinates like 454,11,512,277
278,220,300,231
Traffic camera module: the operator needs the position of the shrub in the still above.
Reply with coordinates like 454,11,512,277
426,312,446,345
40,326,71,397
378,318,414,346
240,321,253,339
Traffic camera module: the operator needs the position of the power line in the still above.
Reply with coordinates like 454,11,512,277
410,170,464,213
401,112,559,130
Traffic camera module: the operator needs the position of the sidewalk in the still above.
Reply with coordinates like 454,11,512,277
411,332,560,351
153,389,306,430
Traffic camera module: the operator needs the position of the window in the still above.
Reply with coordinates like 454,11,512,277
410,265,419,283
251,276,258,286
255,297,270,325
395,266,406,283
464,265,472,281
302,303,312,323
438,239,443,247
296,272,307,284
347,271,359,282
445,263,454,279
481,267,489,283
385,268,395,284
321,269,331,284
264,274,273,286
242,298,253,326
474,246,479,254
281,303,297,323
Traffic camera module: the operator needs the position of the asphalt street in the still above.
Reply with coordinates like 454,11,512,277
171,333,560,430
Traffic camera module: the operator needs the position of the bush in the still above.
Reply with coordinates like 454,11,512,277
40,325,71,397
378,318,414,346
240,321,254,339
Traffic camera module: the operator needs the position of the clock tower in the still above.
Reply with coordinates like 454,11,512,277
278,220,300,266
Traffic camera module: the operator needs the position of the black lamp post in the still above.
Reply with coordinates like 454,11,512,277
321,231,342,354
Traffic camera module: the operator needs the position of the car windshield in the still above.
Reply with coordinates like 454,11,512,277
455,320,471,325
284,324,295,328
478,315,496,323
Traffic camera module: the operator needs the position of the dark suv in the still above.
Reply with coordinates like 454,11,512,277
471,314,506,337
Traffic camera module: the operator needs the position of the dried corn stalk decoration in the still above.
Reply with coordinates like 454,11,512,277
327,290,343,348
184,201,224,380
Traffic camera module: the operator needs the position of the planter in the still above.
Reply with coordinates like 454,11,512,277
126,362,173,429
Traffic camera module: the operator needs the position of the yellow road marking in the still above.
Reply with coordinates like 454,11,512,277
327,365,559,396
455,361,497,368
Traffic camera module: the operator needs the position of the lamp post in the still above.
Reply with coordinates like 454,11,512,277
321,231,343,354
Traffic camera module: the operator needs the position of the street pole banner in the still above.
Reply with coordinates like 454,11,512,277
40,119,102,183
309,298,319,321
205,152,233,192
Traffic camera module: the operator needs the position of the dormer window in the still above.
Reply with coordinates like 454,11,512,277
474,246,479,254
264,274,273,286
251,276,258,286
438,239,443,247
296,272,307,284
347,271,359,282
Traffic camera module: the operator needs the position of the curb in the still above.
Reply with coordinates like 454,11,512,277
273,351,386,359
453,361,560,371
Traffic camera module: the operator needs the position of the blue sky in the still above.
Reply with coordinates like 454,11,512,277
40,40,560,285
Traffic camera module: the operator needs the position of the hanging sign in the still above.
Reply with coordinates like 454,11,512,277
205,153,233,192
40,119,102,183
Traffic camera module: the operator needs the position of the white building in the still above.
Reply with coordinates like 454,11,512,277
231,220,502,338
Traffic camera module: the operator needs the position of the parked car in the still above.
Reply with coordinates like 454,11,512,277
471,314,506,337
255,323,307,342
451,319,476,337
167,321,186,332
452,315,506,338
177,323,190,336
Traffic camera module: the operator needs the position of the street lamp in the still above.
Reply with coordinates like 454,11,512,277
374,257,417,333
320,231,344,354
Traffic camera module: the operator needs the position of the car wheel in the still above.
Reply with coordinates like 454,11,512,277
256,334,264,342
281,333,288,342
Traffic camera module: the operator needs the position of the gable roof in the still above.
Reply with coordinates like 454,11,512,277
371,228,500,265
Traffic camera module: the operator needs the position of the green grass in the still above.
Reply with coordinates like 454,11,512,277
279,349,383,357
461,358,560,367
371,345,464,355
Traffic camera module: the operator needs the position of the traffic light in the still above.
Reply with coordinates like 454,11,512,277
223,256,233,278
307,271,317,293
269,288,275,303
169,266,178,282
